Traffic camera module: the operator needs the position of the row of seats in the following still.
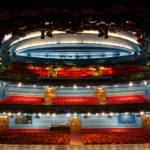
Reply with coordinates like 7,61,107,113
106,95,149,104
0,129,69,144
57,70,93,77
81,128,150,134
0,95,148,105
52,97,99,105
0,96,44,105
82,128,150,144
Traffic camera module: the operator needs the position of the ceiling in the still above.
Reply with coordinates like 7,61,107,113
0,5,150,42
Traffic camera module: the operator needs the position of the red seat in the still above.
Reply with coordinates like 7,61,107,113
106,95,148,104
52,97,99,105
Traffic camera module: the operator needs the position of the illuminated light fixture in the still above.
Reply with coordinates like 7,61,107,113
73,85,77,89
74,112,77,116
3,112,6,115
110,112,113,115
129,82,133,86
52,113,56,117
102,112,105,115
125,112,129,115
115,85,118,87
33,85,36,87
45,22,50,25
67,113,70,116
2,33,12,42
86,85,90,88
46,112,50,116
8,112,11,116
87,112,91,116
18,112,21,116
0,63,2,65
24,113,27,116
81,113,84,116
96,113,98,116
18,82,22,87
38,113,42,116
140,111,144,115
33,113,36,116
0,58,2,60
144,81,147,85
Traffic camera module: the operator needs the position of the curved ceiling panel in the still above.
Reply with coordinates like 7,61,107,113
8,32,141,60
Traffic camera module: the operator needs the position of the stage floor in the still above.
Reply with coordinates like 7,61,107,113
0,144,150,150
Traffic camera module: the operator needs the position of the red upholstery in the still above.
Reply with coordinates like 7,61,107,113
0,129,70,144
52,97,99,105
57,70,93,77
0,96,44,105
81,128,150,144
106,95,149,104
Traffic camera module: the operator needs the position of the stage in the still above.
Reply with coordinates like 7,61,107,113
0,144,150,150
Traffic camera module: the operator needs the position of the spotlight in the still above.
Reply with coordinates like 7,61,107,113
144,81,147,85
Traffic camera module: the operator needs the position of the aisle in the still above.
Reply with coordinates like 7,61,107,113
70,134,83,145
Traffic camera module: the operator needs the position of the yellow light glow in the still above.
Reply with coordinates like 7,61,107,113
2,33,12,42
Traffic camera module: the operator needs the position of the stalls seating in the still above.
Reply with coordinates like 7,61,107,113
0,129,70,144
81,128,150,144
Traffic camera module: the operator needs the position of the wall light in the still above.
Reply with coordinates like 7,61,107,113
67,113,70,117
73,85,77,89
87,112,91,116
18,82,22,87
52,113,56,117
140,111,144,115
46,112,50,116
102,112,105,116
129,82,133,86
18,112,21,116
